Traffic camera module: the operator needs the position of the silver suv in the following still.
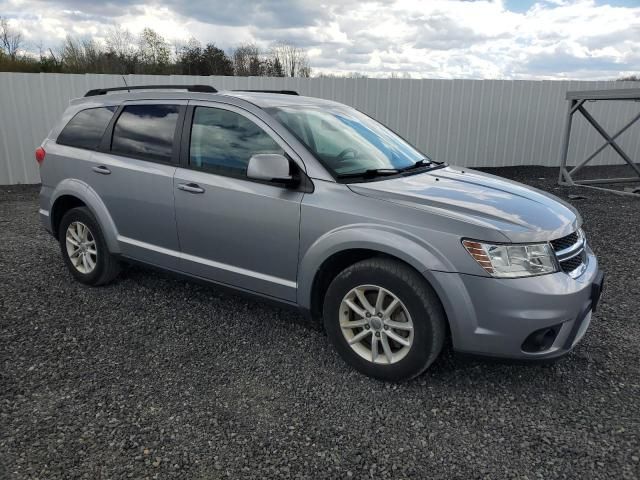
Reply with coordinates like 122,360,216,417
38,85,604,380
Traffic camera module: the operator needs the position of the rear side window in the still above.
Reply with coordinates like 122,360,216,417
189,106,283,176
56,106,116,150
111,105,180,163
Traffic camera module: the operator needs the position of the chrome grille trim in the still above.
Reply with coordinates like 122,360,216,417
550,229,587,278
550,231,579,252
554,229,585,258
556,241,585,261
567,259,588,279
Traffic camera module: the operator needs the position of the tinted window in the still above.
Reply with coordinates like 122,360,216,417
111,105,179,162
190,107,283,175
57,106,116,150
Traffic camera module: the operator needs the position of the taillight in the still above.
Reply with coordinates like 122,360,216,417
35,147,46,165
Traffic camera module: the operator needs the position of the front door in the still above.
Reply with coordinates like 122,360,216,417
173,103,304,301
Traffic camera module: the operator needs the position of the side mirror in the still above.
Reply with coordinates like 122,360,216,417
247,154,296,185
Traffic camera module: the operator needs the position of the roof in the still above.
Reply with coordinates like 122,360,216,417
566,88,640,101
71,88,341,110
222,90,341,108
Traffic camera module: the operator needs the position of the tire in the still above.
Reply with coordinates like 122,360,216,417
58,206,120,286
323,257,446,381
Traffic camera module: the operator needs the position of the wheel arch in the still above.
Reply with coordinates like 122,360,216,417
51,195,85,237
49,179,120,253
297,225,454,327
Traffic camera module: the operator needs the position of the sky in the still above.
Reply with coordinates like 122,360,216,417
0,0,639,79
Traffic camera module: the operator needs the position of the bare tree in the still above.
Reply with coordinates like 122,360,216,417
58,36,108,73
270,42,311,77
177,38,203,75
264,57,284,77
390,71,411,79
315,71,367,79
172,38,187,63
35,40,45,59
233,43,261,76
60,36,85,72
30,40,60,72
105,26,136,59
0,17,23,59
298,61,311,78
105,26,139,73
83,39,104,71
0,23,315,77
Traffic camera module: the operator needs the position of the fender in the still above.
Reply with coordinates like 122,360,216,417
296,223,456,309
49,178,120,253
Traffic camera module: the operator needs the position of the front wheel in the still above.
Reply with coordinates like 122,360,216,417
323,258,446,381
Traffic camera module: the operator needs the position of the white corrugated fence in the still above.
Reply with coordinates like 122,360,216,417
0,73,638,184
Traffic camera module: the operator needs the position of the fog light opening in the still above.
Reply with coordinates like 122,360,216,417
522,325,561,353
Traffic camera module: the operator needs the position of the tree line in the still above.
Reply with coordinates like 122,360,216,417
0,20,311,77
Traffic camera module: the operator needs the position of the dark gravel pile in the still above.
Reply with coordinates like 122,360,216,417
1,166,639,479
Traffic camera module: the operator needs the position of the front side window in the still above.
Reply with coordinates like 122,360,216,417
57,106,116,150
268,105,427,178
111,105,180,162
189,107,283,176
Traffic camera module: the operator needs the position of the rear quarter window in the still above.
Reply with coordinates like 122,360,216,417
56,106,116,150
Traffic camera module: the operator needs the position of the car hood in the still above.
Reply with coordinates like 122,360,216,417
348,166,581,243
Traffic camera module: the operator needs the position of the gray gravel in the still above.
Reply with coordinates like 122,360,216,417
1,167,639,479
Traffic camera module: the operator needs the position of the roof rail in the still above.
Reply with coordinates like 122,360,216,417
233,89,299,96
84,85,217,97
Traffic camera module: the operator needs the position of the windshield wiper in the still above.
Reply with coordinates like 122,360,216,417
336,168,401,180
398,159,432,172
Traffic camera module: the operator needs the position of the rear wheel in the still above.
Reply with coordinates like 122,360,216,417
58,207,120,286
323,258,446,381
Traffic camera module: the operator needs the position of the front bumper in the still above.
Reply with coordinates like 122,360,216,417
428,246,603,360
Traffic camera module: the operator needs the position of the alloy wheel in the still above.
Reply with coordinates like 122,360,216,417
65,221,97,274
339,284,414,364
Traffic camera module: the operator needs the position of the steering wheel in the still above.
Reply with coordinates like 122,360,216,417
337,148,358,161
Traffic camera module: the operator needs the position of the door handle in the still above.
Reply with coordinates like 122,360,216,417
92,165,111,175
178,183,205,194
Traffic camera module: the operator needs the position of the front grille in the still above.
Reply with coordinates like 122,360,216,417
550,232,579,252
550,230,586,277
560,252,584,273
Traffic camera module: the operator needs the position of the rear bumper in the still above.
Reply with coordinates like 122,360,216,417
428,246,603,360
39,208,52,233
39,185,53,234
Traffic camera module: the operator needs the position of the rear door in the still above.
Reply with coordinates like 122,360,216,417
88,100,187,269
173,102,304,301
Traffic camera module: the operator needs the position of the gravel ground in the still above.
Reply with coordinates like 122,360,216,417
1,166,639,479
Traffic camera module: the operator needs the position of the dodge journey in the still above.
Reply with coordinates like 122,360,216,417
37,85,604,380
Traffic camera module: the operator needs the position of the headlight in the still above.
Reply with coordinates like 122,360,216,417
462,239,558,278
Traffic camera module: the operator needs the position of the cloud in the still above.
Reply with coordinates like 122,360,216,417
31,0,139,18
1,0,638,79
411,13,507,50
522,47,629,76
162,0,329,28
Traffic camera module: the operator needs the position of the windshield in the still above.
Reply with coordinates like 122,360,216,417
267,105,430,178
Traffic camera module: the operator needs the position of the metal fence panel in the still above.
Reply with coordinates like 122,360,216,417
0,72,638,184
